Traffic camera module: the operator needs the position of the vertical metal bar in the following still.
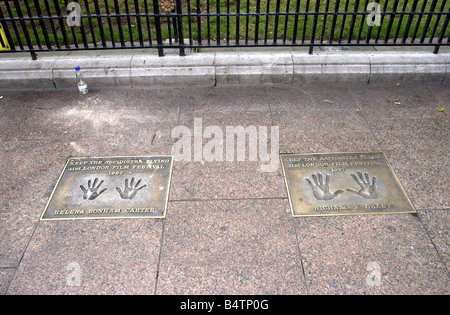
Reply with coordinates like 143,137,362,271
94,0,107,47
255,0,261,44
23,0,42,49
124,0,134,46
375,0,389,44
245,0,250,44
197,0,202,46
226,0,230,45
42,0,61,49
273,0,281,44
114,0,125,47
292,0,301,44
347,0,360,44
12,0,34,52
69,0,87,48
53,0,71,49
411,0,427,43
172,11,178,43
329,0,340,43
82,0,97,47
236,0,240,46
134,0,144,46
338,0,350,44
32,0,51,49
358,0,369,44
420,0,438,44
186,0,193,45
167,14,173,45
302,0,310,44
402,0,419,44
143,0,152,46
206,0,211,45
393,0,408,43
216,0,221,45
436,8,449,45
104,0,116,47
175,0,185,55
152,0,164,56
283,0,291,44
320,0,330,44
309,0,320,54
264,0,271,44
384,0,399,43
429,0,446,44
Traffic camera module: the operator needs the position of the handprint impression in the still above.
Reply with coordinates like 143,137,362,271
347,172,378,199
116,178,147,200
80,178,107,200
305,173,344,201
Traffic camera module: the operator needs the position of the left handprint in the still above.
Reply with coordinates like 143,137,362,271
80,178,107,200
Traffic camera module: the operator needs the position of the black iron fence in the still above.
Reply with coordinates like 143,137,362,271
0,0,449,59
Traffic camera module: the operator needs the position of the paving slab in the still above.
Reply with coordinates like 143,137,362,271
171,87,284,200
6,219,163,295
294,214,449,294
0,269,15,295
418,210,450,271
348,85,449,210
170,161,285,201
267,85,381,154
0,89,180,143
0,140,68,267
156,199,307,295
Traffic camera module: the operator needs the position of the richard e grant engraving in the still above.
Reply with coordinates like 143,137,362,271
40,156,173,221
280,152,416,217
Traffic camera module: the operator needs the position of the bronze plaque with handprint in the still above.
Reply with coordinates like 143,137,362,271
40,156,173,220
280,152,416,217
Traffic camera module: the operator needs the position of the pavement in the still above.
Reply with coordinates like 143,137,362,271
0,46,449,90
0,82,448,295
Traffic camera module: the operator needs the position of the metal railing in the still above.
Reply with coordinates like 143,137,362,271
0,0,449,59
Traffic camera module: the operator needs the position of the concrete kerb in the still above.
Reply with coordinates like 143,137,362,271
0,49,448,91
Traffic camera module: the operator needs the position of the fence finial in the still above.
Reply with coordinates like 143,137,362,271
160,0,175,13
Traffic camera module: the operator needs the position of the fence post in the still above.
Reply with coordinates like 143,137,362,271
152,0,165,57
433,45,440,54
175,0,185,56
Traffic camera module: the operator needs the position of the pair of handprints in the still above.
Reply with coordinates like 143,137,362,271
80,178,147,201
305,171,378,201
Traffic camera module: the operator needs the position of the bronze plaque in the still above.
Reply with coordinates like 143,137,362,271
40,156,173,221
280,152,416,217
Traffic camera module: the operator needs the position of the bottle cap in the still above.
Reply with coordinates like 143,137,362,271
75,66,81,71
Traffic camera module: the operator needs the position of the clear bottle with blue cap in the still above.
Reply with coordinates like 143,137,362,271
75,65,89,95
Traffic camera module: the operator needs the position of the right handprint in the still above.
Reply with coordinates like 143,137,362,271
347,171,378,199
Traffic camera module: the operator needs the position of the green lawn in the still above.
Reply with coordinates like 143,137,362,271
2,0,449,48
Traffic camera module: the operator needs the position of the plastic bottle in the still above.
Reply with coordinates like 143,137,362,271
75,66,89,95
